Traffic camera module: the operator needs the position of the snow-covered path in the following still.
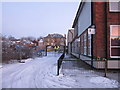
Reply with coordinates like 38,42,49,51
2,53,119,88
2,53,61,88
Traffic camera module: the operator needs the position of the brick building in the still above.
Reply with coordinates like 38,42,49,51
67,29,75,54
70,0,120,69
38,34,66,51
37,39,45,51
44,34,65,46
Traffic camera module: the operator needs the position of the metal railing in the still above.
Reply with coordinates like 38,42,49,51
79,59,108,77
57,53,65,75
71,53,108,77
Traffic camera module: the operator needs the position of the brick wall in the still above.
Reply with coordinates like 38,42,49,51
93,2,107,58
92,2,120,58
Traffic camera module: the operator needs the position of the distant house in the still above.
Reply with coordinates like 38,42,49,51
41,33,66,51
38,39,44,47
44,34,65,46
70,0,120,69
37,39,45,51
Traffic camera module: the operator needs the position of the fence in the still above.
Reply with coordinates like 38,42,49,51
82,59,108,77
57,53,65,75
70,53,108,77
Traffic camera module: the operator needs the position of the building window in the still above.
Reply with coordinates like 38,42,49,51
110,25,120,58
88,34,91,56
84,33,87,55
109,1,120,12
75,38,80,54
72,42,75,53
81,36,84,54
75,40,78,54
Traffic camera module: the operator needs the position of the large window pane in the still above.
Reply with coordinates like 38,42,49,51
109,2,120,12
84,33,87,55
84,47,87,55
111,26,120,36
88,48,91,56
88,39,91,46
111,48,120,56
81,36,84,54
110,25,120,58
111,37,120,46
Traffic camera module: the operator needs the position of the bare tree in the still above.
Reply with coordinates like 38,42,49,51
2,35,37,63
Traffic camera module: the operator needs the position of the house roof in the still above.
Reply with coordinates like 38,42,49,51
45,34,64,38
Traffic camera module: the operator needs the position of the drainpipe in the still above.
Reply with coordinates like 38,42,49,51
104,2,108,74
91,1,94,67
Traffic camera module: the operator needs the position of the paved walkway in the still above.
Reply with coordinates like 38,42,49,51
61,54,120,83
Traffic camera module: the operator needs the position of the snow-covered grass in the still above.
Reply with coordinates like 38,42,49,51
2,53,119,88
90,76,118,88
61,69,119,88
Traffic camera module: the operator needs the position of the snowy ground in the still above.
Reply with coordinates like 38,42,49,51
1,53,119,88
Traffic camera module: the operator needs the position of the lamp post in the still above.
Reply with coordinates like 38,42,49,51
88,25,95,67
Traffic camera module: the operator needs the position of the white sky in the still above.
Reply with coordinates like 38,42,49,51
2,2,80,39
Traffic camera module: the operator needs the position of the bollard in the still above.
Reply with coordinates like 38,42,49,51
57,60,59,76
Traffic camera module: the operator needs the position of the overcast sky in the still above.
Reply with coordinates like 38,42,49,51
2,2,79,39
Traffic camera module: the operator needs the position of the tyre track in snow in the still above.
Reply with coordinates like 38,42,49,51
11,57,51,88
2,54,62,88
2,58,53,88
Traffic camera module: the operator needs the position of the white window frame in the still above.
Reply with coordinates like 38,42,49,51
81,37,84,54
109,1,120,12
88,34,91,56
110,25,120,58
84,33,87,55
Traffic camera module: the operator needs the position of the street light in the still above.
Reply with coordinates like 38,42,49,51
88,25,96,67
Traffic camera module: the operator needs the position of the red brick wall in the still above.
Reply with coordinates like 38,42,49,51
93,2,107,58
93,2,120,58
